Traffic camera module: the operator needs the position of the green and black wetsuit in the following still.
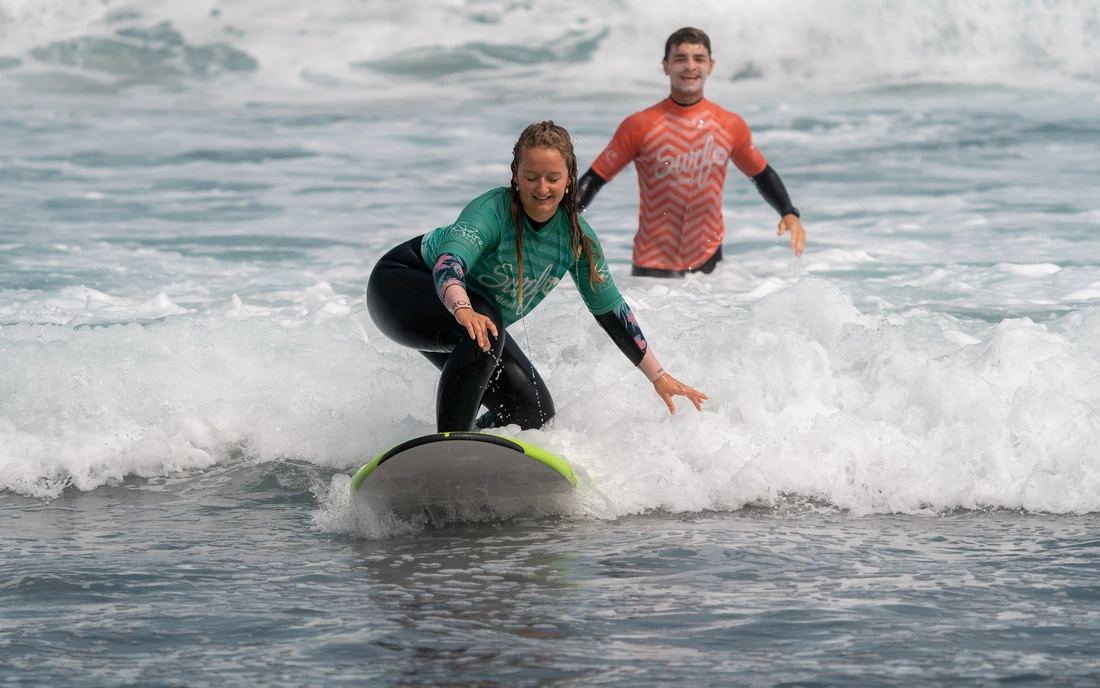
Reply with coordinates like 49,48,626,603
367,187,652,432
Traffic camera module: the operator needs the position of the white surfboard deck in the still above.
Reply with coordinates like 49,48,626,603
352,432,577,519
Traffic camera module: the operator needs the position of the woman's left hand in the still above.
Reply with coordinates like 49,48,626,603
653,374,708,414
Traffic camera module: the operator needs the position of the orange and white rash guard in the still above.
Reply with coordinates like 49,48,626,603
591,98,768,272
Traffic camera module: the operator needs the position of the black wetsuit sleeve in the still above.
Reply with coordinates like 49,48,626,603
593,302,647,366
577,168,608,213
751,164,800,218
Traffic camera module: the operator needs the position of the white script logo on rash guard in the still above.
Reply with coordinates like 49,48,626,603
598,147,620,167
478,263,560,315
653,134,729,186
446,222,484,247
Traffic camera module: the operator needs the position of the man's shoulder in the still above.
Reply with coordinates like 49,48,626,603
703,100,751,128
617,99,672,129
624,98,750,127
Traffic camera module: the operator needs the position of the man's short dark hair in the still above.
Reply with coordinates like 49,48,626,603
664,27,712,61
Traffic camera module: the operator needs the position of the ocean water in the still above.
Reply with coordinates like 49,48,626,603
3,0,1100,684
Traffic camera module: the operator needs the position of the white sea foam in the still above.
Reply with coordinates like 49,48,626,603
0,272,1092,516
320,276,1100,535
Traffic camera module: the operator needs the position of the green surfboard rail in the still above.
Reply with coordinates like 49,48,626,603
508,436,577,487
351,432,576,492
350,449,388,492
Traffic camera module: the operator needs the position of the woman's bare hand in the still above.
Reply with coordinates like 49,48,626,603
653,374,708,414
454,308,498,352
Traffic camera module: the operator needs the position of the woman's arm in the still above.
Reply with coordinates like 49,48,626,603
570,224,706,413
432,252,497,351
594,302,707,413
432,253,472,314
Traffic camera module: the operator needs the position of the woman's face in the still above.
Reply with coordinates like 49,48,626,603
512,146,568,223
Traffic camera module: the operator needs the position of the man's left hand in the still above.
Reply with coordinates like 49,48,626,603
778,214,806,256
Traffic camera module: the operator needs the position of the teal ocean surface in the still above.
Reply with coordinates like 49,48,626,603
2,0,1099,684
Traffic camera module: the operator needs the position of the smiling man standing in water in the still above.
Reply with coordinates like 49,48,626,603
578,27,806,277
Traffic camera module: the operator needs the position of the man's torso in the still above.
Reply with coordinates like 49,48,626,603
592,98,767,271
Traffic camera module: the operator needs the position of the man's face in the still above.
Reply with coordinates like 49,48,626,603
662,42,714,99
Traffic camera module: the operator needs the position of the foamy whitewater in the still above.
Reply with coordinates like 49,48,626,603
2,1,1100,685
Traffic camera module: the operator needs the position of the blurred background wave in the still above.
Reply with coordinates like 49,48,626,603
2,0,1096,99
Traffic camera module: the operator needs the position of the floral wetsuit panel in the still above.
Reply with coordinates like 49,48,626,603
432,253,468,304
593,301,648,366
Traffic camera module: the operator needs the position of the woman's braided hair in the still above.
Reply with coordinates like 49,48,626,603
508,121,605,310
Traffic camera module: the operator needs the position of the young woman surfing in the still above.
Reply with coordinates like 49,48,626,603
367,121,707,432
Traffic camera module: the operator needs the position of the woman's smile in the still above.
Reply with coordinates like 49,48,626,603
513,147,568,223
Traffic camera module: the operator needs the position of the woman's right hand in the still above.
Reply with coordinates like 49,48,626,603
454,307,498,352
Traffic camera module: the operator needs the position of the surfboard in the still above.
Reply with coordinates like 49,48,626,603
351,432,577,520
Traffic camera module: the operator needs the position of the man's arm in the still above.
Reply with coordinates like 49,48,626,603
576,168,608,213
750,164,800,219
751,164,806,256
580,112,646,212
